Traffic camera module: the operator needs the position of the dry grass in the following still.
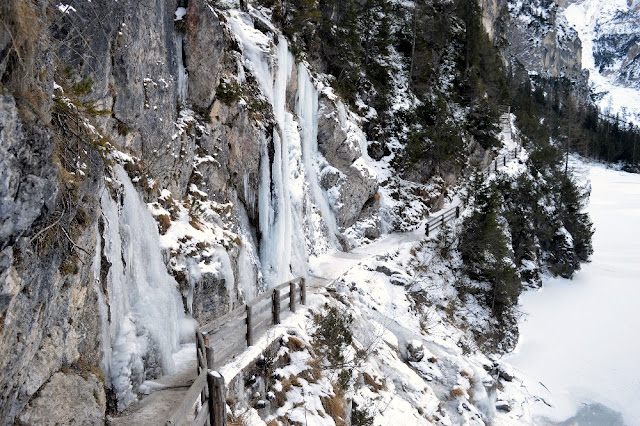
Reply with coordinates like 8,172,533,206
285,336,306,352
273,376,301,408
156,214,171,235
1,1,41,69
300,356,323,383
450,387,465,398
227,411,249,426
363,372,387,392
321,390,347,426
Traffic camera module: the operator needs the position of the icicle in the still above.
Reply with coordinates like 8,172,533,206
176,33,188,106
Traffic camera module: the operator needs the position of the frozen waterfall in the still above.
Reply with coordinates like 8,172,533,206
99,166,195,410
296,64,340,247
228,11,341,287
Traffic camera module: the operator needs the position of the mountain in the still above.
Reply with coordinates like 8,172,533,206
564,0,640,122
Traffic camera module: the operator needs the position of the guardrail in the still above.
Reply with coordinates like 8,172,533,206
426,146,520,236
166,278,307,426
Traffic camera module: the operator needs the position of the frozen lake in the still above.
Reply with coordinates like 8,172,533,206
506,163,640,425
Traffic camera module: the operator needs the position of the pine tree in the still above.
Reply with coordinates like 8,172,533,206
459,182,520,319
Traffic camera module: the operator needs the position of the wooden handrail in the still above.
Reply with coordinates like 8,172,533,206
168,277,307,425
425,149,519,236
166,369,208,425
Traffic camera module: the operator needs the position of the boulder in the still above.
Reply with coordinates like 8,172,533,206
406,340,425,362
496,399,512,412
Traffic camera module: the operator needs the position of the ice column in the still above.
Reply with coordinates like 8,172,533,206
100,166,193,410
296,64,340,247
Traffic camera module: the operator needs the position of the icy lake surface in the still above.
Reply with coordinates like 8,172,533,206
507,163,640,425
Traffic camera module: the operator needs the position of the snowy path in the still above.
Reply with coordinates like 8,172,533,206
107,345,196,425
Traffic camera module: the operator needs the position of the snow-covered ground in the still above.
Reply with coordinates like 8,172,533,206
506,160,640,425
564,0,640,123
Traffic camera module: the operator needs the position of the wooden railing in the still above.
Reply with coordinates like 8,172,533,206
426,147,521,236
166,277,307,426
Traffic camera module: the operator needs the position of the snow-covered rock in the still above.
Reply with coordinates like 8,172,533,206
406,340,425,362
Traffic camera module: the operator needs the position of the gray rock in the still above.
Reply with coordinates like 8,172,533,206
503,0,585,83
0,95,57,244
406,340,425,362
375,264,397,276
185,1,228,111
496,364,515,382
495,399,512,412
316,98,378,228
18,372,106,425
390,274,412,286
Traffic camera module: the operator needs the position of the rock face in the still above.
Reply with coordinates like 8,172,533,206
406,340,426,362
0,95,57,247
18,371,106,425
504,0,585,81
317,99,378,229
590,5,640,88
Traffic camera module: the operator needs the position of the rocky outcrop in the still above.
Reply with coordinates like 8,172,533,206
591,7,640,88
18,371,106,425
317,99,378,229
0,0,383,422
0,95,57,247
0,54,106,421
481,0,508,43
504,0,585,81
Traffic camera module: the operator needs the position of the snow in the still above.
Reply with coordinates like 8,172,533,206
208,117,536,424
174,7,187,21
56,3,76,14
506,160,640,425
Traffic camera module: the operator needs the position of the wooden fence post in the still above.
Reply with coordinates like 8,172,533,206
456,206,460,218
426,222,430,236
196,331,206,375
494,158,498,172
300,278,307,305
503,156,506,166
208,372,226,426
290,281,296,313
246,304,254,346
206,346,215,371
441,214,445,227
203,344,215,410
273,288,281,325
196,331,201,375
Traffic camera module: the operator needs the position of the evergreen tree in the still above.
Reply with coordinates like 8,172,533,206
459,182,520,319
